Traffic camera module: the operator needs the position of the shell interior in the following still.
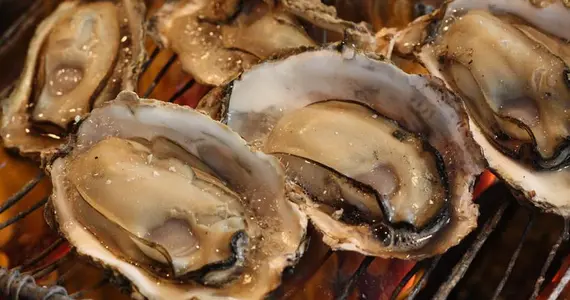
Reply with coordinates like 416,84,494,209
49,91,308,300
1,0,146,160
147,0,375,86
220,44,484,258
413,0,570,215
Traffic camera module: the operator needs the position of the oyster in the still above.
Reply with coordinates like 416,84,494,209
148,0,374,86
204,44,485,258
394,0,570,214
0,1,58,91
1,0,146,160
48,91,308,299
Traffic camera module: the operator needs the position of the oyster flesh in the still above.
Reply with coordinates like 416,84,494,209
1,0,146,160
48,91,308,299
396,0,570,215
148,0,374,86
206,44,485,258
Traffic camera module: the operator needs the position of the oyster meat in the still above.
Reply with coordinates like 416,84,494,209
48,91,308,299
398,0,570,214
1,0,146,160
205,44,485,258
148,0,374,86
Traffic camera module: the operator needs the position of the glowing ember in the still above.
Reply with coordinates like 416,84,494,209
27,242,72,275
539,254,570,299
0,148,51,267
285,248,415,300
473,170,498,200
172,82,210,108
396,271,423,299
137,48,192,99
354,258,415,300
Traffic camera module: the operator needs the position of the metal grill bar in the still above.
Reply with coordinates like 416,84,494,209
337,256,374,300
549,261,570,300
0,268,70,300
408,256,441,299
379,185,515,300
432,201,510,299
55,264,79,286
270,248,334,299
69,278,108,299
531,219,570,299
142,53,178,98
0,173,44,214
30,251,71,280
0,197,47,230
15,238,65,272
140,47,161,75
490,211,535,300
168,79,196,103
390,258,427,300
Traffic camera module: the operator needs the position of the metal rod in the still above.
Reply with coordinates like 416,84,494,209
14,238,65,272
31,251,71,280
69,277,108,299
548,263,570,300
0,173,44,214
0,197,48,230
530,218,570,300
56,264,79,286
407,256,441,300
336,256,375,300
140,46,161,75
491,211,535,300
0,268,70,300
142,54,178,98
270,249,333,299
390,260,430,300
432,201,510,300
168,79,196,103
336,252,349,277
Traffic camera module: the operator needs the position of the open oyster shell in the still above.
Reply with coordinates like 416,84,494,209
47,91,308,299
391,0,570,215
202,44,485,259
147,0,375,86
1,0,146,161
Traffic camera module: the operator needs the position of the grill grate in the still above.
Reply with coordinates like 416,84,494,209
1,3,570,300
0,268,70,300
411,184,570,300
431,201,510,300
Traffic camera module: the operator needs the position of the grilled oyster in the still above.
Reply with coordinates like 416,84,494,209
48,91,308,299
148,0,374,86
203,44,485,258
1,0,146,160
392,0,570,215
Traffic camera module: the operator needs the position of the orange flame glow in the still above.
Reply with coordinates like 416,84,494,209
538,254,570,300
396,272,423,300
473,170,498,200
